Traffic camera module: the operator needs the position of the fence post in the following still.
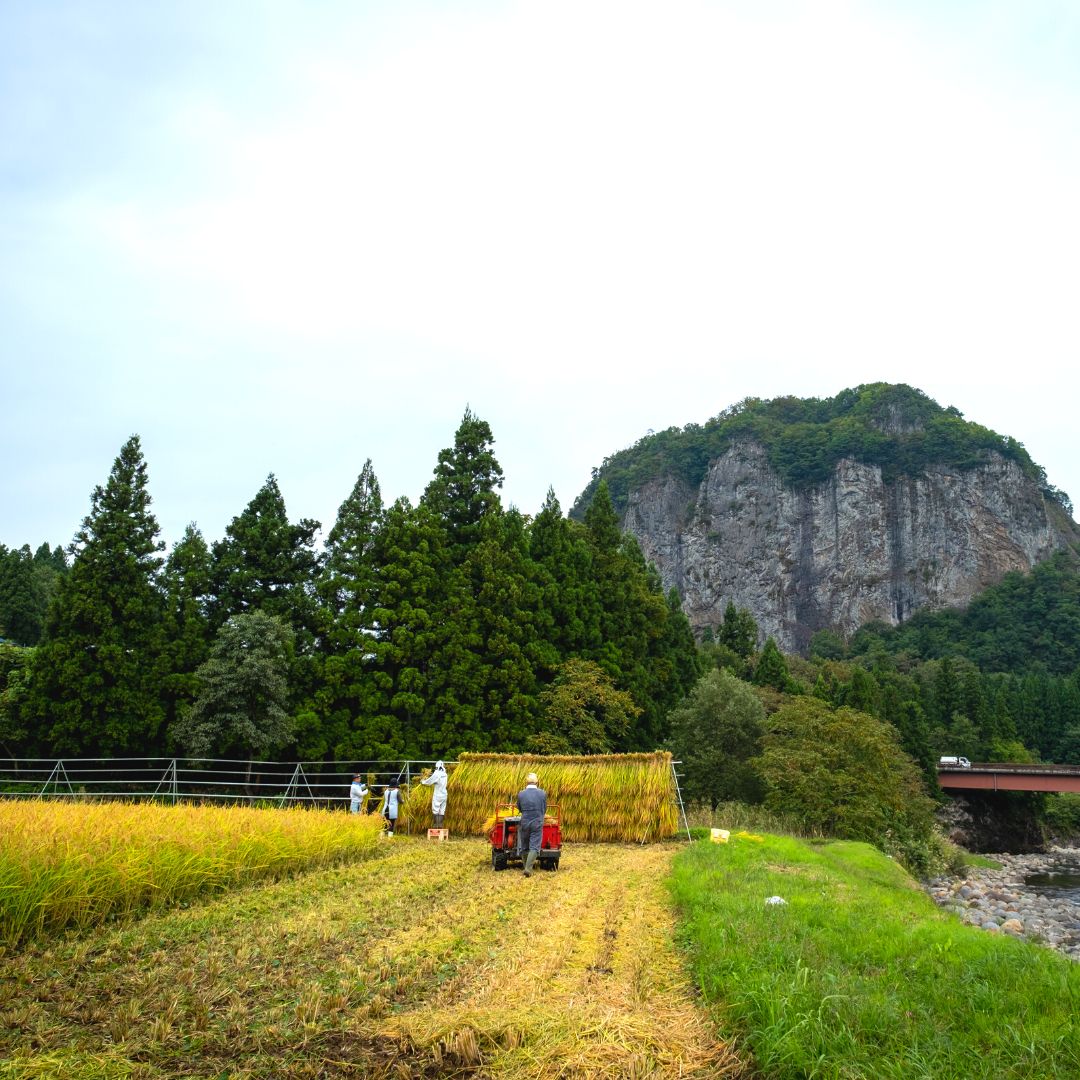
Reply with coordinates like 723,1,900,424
670,760,692,842
279,763,317,808
38,760,75,800
153,760,180,805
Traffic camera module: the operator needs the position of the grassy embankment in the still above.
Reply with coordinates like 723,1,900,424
671,833,1080,1080
0,801,384,945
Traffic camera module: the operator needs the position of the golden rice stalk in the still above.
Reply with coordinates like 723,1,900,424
399,753,678,843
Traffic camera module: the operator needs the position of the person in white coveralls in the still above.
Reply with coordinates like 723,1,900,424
421,760,449,828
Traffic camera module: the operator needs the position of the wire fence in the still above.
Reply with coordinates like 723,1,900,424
0,756,693,839
0,757,445,811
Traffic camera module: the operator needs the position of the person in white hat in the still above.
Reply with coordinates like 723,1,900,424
516,772,547,877
349,773,368,814
421,760,449,828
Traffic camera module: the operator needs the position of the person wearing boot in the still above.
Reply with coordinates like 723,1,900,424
380,780,401,836
516,772,547,877
421,760,449,828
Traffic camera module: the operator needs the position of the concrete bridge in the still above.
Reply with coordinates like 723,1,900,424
937,763,1080,794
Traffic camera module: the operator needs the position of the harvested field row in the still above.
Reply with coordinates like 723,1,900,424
0,838,743,1079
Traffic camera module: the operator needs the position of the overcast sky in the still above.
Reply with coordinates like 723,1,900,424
3,1,1078,553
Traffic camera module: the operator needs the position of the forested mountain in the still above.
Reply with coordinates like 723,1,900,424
576,384,1079,652
4,417,701,761
574,383,1071,517
847,551,1080,676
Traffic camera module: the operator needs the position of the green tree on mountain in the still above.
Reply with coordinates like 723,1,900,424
753,637,791,692
718,601,759,658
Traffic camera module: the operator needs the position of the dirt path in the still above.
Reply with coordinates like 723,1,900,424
0,838,743,1079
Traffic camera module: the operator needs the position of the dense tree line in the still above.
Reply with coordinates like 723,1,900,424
847,552,1080,676
0,542,67,646
2,414,701,762
573,383,1070,519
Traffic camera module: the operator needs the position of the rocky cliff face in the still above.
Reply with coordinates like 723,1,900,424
622,441,1080,653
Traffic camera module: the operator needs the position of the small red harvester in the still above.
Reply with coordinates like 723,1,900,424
488,802,562,871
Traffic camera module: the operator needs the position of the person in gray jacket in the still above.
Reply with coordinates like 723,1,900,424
516,772,547,877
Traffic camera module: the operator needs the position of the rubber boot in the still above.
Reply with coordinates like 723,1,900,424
523,849,537,877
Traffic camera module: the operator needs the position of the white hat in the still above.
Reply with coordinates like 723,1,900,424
526,772,538,784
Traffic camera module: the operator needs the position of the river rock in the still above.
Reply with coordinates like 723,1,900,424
924,847,1080,961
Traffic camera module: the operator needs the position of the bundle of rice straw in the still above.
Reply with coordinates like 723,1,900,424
399,752,677,842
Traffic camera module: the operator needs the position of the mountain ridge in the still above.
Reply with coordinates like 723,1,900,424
577,385,1079,653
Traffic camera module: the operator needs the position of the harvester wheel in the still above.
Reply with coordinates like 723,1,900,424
492,849,508,871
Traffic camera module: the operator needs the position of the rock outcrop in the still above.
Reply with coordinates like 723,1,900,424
622,440,1079,653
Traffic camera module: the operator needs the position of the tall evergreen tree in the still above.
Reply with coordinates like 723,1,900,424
308,461,386,759
210,474,321,723
0,543,65,646
528,489,601,662
580,484,683,748
719,601,759,658
422,407,504,560
210,474,321,638
0,642,31,756
753,637,791,692
363,498,469,757
24,436,168,755
458,510,544,750
161,525,213,739
582,480,621,554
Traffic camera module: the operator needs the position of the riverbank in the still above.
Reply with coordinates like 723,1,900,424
926,847,1080,960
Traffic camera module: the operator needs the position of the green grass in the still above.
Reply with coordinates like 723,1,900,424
669,834,1080,1079
961,853,1004,870
684,800,823,838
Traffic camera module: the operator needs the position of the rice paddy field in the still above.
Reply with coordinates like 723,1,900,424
0,802,384,946
0,810,742,1080
6,800,1078,1078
